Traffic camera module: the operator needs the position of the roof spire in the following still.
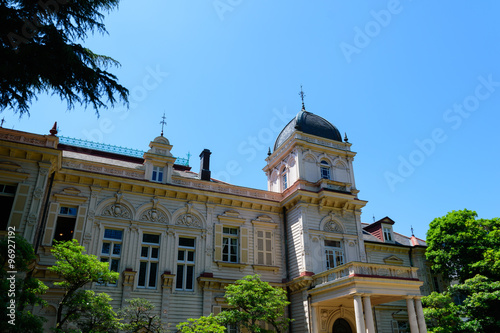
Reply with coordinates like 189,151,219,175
0,117,5,128
344,132,349,143
411,225,414,237
50,122,58,136
298,85,306,111
160,112,167,136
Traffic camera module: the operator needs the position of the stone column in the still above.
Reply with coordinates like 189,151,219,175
406,297,419,333
353,294,366,333
363,295,375,333
414,297,427,333
310,304,319,333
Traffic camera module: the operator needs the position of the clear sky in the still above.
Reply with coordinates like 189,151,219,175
3,1,500,240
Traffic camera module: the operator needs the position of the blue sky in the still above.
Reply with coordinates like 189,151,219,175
3,0,500,239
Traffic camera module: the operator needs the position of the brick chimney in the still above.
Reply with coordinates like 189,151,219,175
199,149,211,181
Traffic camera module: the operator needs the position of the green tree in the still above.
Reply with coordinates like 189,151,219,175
423,210,500,332
64,290,122,333
177,314,226,333
118,298,165,333
0,233,48,333
425,209,500,283
0,0,128,116
423,275,500,333
49,239,119,331
221,274,292,333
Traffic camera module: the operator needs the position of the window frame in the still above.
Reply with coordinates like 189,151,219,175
325,239,345,270
176,237,196,291
0,183,17,230
137,233,161,289
222,227,239,263
99,228,123,286
383,226,393,242
151,165,164,182
52,205,78,244
281,168,288,191
320,160,331,180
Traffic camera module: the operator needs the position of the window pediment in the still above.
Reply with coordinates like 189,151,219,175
384,255,404,265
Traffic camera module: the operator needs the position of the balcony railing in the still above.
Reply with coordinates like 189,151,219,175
312,261,419,288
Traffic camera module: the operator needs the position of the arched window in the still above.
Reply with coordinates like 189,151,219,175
320,160,330,180
281,168,288,191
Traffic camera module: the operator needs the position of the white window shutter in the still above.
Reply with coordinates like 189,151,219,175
214,224,222,261
42,202,59,245
73,206,87,243
9,183,31,229
240,227,249,263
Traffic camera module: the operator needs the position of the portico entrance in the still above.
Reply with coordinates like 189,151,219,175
332,318,352,333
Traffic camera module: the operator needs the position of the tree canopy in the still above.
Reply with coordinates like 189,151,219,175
0,233,48,333
221,274,292,333
423,275,500,333
0,0,128,116
425,209,500,283
423,209,500,332
118,298,166,333
177,314,226,333
49,239,119,331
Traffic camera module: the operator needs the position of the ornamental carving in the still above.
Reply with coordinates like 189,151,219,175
140,209,167,223
101,204,132,219
324,220,343,233
176,213,201,228
33,187,44,200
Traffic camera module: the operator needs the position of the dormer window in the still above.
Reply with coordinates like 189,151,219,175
281,168,288,191
383,227,393,242
320,160,330,180
152,166,163,182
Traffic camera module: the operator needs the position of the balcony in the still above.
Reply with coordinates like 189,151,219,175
312,261,419,288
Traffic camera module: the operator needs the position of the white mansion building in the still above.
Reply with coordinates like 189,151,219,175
0,106,437,332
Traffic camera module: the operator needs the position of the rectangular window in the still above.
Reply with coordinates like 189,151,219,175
282,173,288,190
0,184,16,230
176,237,195,290
320,166,330,179
100,229,123,286
53,206,77,244
222,227,239,263
152,166,164,182
325,240,344,270
138,233,160,288
256,230,273,265
383,227,393,242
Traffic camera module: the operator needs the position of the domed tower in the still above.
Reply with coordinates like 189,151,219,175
264,101,368,287
264,109,358,196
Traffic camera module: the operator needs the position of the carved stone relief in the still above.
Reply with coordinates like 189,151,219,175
101,203,132,219
324,220,343,233
176,214,201,228
140,209,167,223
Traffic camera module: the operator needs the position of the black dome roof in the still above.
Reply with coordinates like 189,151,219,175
273,110,342,151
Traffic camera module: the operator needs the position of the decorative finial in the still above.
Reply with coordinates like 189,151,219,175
411,225,414,237
298,85,306,111
344,132,349,142
0,118,5,128
50,122,58,136
267,147,271,156
373,215,375,222
160,112,167,136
